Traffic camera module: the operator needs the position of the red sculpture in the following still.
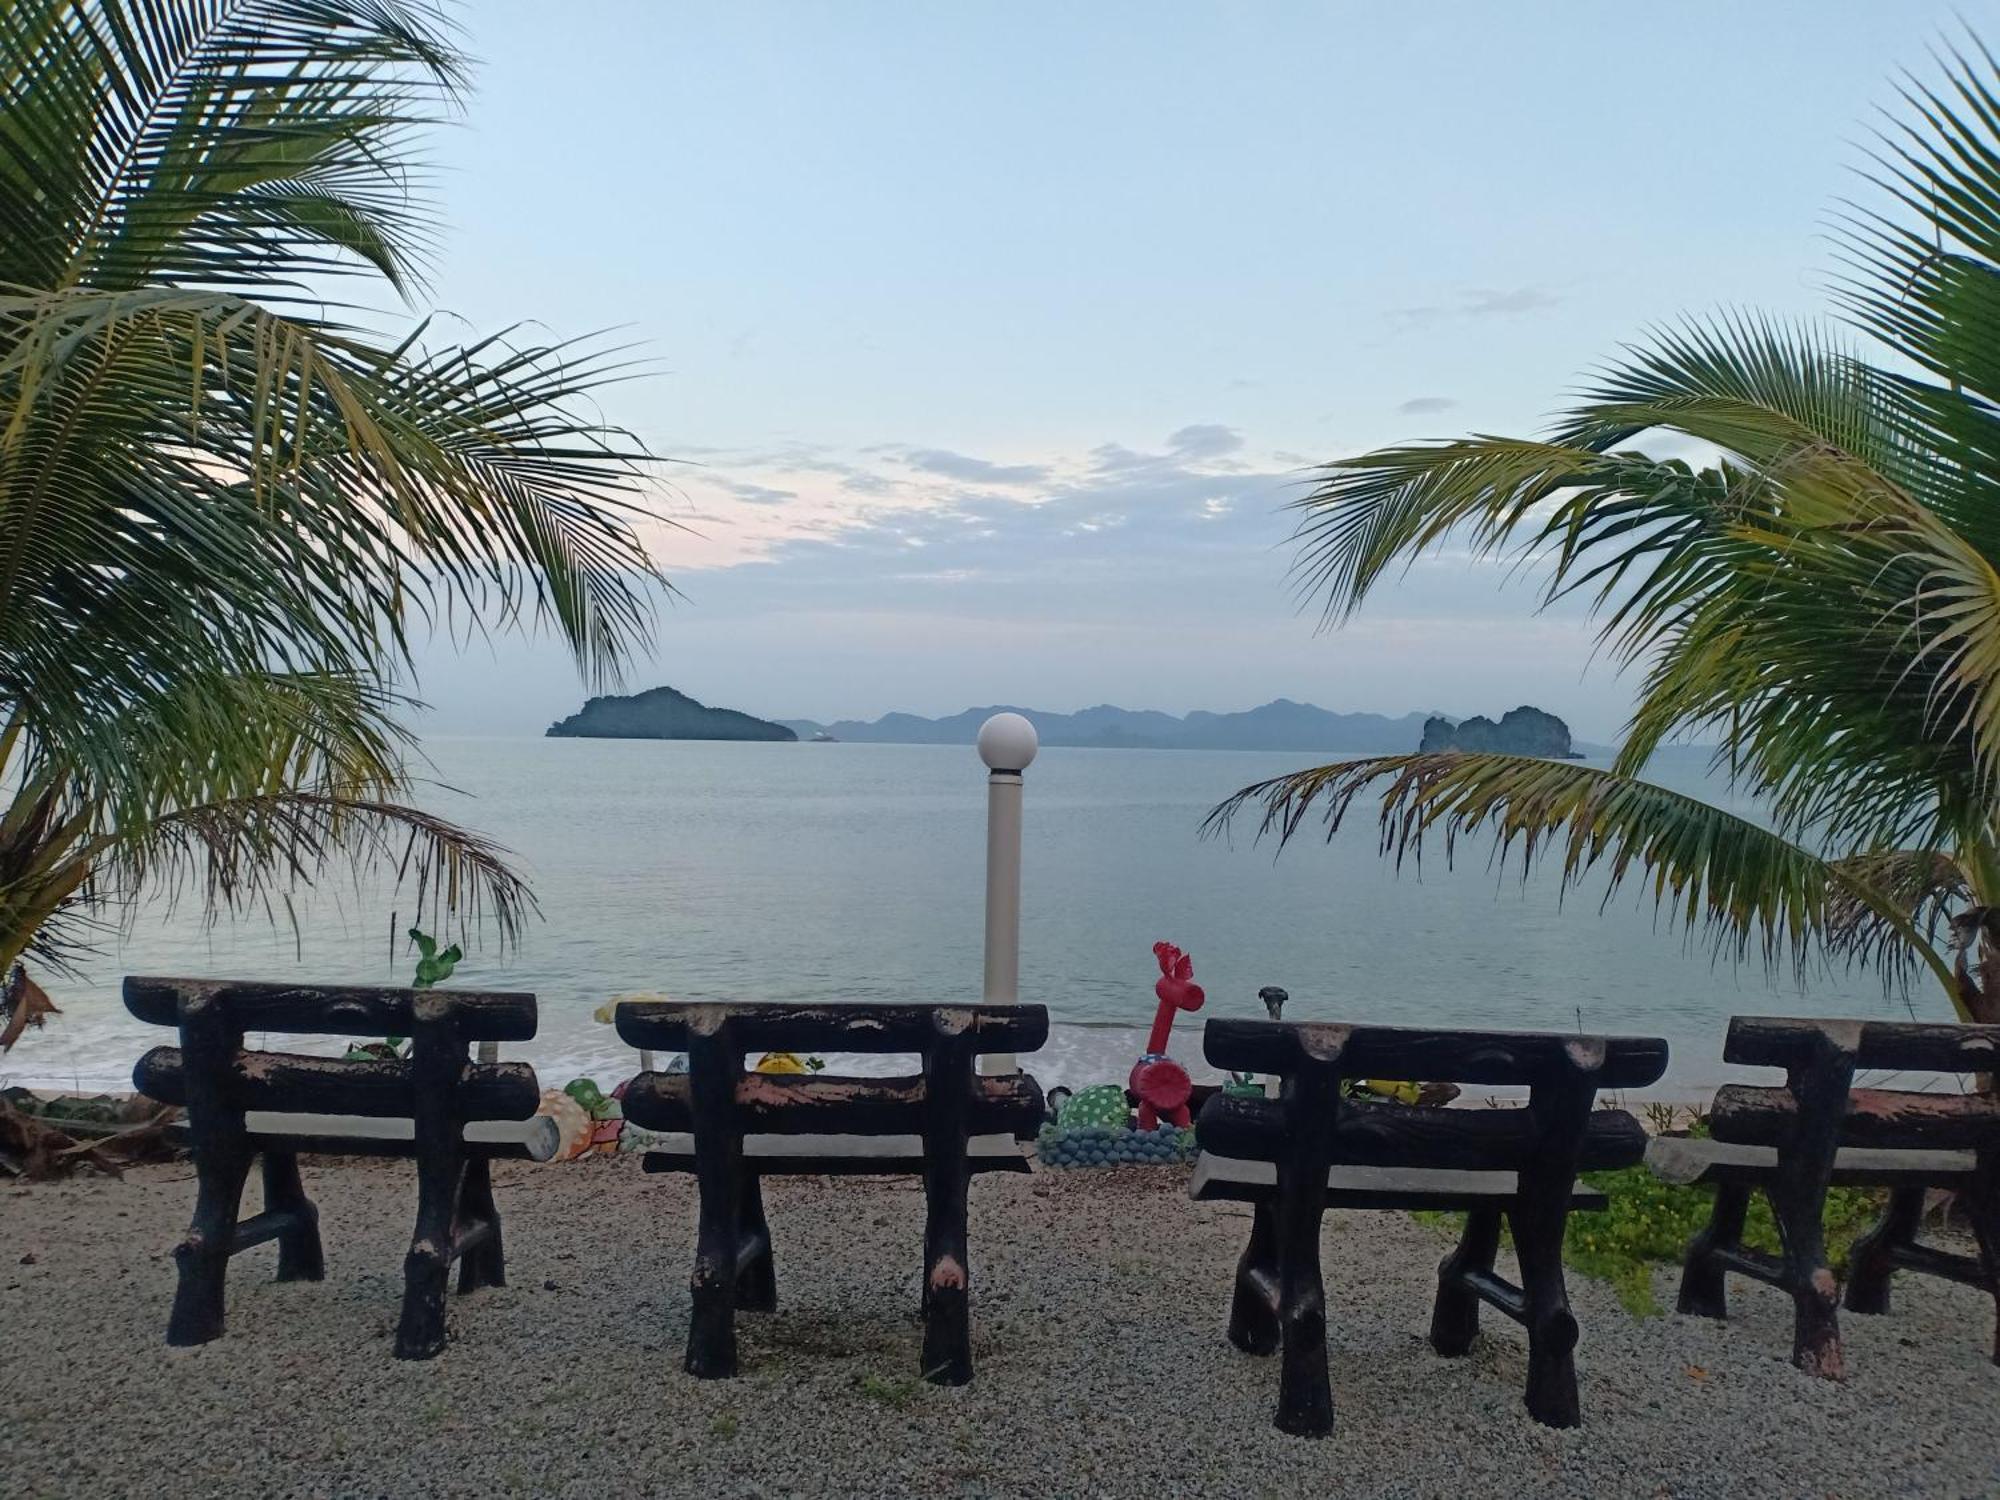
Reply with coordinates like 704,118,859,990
1129,941,1206,1131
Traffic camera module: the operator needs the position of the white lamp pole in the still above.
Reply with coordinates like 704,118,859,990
977,712,1038,1074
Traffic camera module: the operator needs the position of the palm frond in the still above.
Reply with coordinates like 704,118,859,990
1204,752,1960,1000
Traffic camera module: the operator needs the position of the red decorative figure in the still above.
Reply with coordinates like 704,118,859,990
1129,941,1206,1131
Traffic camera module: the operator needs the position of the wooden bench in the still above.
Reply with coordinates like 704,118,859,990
126,976,555,1359
1192,1019,1667,1436
1655,1015,2000,1378
615,1000,1047,1385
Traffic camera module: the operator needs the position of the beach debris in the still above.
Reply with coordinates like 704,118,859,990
0,964,58,1052
1129,941,1205,1131
0,1089,178,1180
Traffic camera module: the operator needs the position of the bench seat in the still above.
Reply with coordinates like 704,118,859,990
1646,1135,1976,1190
243,1111,560,1162
1190,1153,1609,1212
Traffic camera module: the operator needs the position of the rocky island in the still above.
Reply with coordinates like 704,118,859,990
1420,705,1579,758
546,686,796,742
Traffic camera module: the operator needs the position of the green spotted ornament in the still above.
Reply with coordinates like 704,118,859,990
1057,1082,1131,1131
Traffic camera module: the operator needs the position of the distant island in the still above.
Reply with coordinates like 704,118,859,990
546,686,796,741
1420,705,1580,758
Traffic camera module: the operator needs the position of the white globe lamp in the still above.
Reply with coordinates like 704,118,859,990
977,711,1039,773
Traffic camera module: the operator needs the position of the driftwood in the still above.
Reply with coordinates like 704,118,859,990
1193,1019,1666,1438
0,1094,178,1180
1673,1015,2000,1376
124,976,542,1359
617,1000,1047,1386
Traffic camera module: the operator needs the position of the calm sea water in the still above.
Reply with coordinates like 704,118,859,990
3,737,1936,1095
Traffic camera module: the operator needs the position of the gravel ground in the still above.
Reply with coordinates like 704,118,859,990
3,1157,1998,1499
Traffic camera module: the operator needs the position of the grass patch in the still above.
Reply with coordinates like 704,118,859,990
854,1371,925,1409
1420,1168,1884,1317
707,1412,739,1440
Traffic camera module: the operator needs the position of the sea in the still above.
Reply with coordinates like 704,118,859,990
2,737,1942,1099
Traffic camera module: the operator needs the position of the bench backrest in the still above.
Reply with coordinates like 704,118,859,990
1198,1019,1667,1176
126,976,541,1125
1712,1015,2000,1153
616,1001,1049,1142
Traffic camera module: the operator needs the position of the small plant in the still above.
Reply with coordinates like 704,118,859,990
707,1412,739,1440
409,928,463,988
346,927,463,1061
1642,1100,1684,1135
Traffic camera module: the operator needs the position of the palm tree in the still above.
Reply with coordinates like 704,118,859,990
1210,38,2000,1024
0,0,666,999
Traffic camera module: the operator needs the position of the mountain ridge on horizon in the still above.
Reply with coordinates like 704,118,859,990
779,698,1606,754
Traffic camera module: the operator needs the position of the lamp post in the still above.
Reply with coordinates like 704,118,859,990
977,712,1037,1073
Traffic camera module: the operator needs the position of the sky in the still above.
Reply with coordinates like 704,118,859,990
395,0,1984,743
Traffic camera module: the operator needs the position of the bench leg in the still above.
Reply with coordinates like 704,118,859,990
1272,1185,1332,1438
736,1173,776,1313
1511,1202,1581,1428
1769,1179,1843,1379
1676,1182,1748,1321
1844,1184,1923,1316
395,1142,463,1360
687,1163,743,1379
1430,1206,1501,1358
920,1147,974,1386
261,1150,324,1284
167,1135,252,1346
454,1155,505,1295
1227,1202,1280,1356
1964,1159,2000,1365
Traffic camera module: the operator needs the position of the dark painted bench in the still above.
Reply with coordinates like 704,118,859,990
127,976,554,1359
1192,1019,1667,1436
1655,1016,2000,1378
615,1000,1047,1386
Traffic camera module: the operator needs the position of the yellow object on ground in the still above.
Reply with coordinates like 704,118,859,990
1359,1078,1424,1106
755,1051,809,1074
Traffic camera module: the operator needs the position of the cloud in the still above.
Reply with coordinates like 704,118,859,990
712,478,795,506
1396,396,1458,416
1168,423,1243,459
900,448,1050,485
647,424,1284,572
1390,285,1561,328
1464,286,1559,317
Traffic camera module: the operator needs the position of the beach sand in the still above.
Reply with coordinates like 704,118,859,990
3,1157,1996,1498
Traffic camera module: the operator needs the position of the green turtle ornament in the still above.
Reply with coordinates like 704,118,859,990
1057,1082,1131,1131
